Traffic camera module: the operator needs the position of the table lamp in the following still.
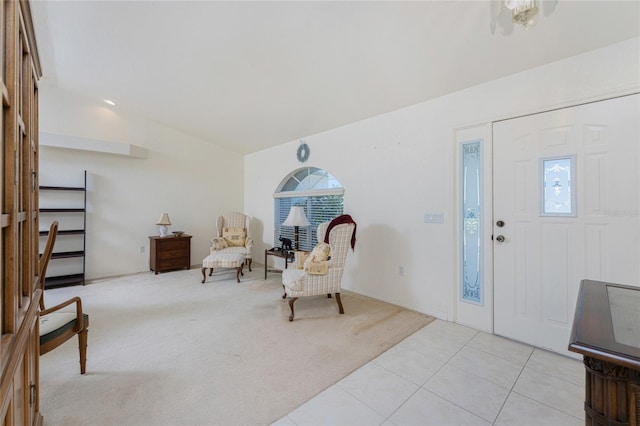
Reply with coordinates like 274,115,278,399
282,206,310,250
156,213,171,237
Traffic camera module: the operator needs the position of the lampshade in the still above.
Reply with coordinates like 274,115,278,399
156,213,171,226
282,206,310,227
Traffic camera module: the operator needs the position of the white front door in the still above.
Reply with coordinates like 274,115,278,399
493,94,640,355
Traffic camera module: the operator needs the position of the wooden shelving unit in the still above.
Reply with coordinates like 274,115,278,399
39,170,87,287
0,1,44,423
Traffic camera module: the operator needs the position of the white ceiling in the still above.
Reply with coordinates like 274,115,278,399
30,1,639,154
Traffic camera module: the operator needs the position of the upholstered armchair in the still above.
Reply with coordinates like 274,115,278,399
210,212,254,270
281,220,356,321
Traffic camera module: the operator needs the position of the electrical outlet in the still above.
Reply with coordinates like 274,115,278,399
139,245,145,253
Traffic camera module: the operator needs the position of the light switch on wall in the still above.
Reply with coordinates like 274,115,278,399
424,213,444,223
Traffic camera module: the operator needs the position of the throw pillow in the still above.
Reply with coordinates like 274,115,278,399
307,260,329,275
310,242,331,262
303,242,331,273
296,251,310,270
223,227,246,247
212,237,228,250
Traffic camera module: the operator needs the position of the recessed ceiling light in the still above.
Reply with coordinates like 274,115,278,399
103,99,117,106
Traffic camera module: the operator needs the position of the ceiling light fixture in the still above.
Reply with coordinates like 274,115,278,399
103,99,117,106
491,0,557,34
506,0,538,28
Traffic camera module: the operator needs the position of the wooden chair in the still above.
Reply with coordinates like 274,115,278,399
38,221,89,374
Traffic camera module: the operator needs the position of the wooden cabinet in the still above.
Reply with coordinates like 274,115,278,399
569,280,640,426
149,235,191,274
39,170,87,287
0,1,43,425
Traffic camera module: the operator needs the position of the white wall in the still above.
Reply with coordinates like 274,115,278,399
39,84,244,279
244,37,640,322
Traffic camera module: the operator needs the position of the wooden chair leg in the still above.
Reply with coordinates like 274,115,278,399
282,285,287,299
201,267,207,284
78,329,88,374
235,265,243,283
246,258,252,272
335,293,344,314
288,297,297,321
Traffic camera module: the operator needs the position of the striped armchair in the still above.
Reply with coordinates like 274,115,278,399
210,212,254,270
281,221,355,321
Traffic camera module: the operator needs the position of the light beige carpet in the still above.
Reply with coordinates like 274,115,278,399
39,267,434,425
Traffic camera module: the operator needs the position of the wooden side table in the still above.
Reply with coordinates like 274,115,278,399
149,235,192,274
264,248,295,279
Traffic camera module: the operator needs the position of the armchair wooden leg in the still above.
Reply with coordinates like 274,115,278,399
288,297,298,321
201,267,206,284
282,285,287,299
246,258,252,271
78,329,88,374
235,264,243,283
335,293,344,314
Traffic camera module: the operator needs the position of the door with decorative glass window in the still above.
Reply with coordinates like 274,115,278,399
493,94,639,356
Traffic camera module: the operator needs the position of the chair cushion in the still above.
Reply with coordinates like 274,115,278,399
202,253,245,268
39,312,89,344
222,227,246,247
210,246,250,256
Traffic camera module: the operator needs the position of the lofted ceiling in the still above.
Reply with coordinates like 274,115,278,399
30,1,640,154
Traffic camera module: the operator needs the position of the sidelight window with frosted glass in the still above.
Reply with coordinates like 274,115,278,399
460,140,483,305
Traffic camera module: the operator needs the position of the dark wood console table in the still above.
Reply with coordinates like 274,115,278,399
569,279,640,426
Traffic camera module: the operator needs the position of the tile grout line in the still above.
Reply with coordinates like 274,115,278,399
412,331,498,424
508,390,585,423
425,333,530,424
373,329,482,424
489,346,534,425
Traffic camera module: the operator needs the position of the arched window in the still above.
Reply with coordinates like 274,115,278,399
274,167,344,251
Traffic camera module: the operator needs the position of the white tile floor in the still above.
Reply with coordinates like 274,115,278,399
272,319,584,426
